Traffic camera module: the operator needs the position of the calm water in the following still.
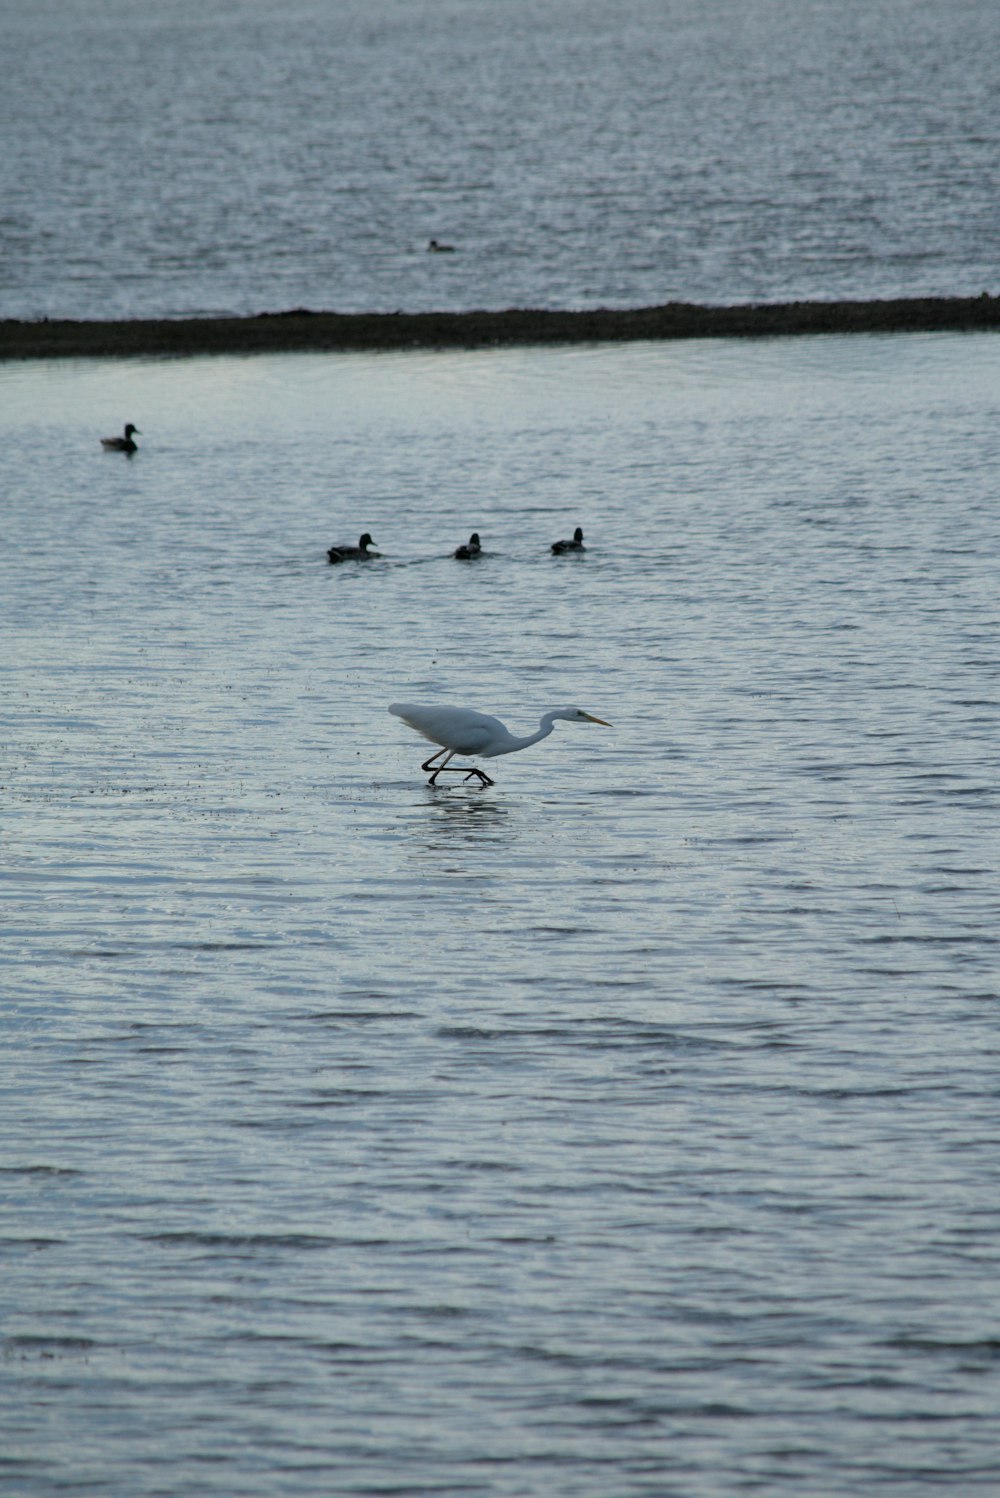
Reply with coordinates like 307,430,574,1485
2,334,999,1494
4,0,1000,320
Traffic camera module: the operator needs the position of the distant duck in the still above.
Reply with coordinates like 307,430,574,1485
327,533,380,564
551,526,585,554
454,532,482,559
101,423,140,453
427,238,455,253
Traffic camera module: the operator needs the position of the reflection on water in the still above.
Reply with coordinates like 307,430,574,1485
3,338,1000,1498
400,787,518,860
425,789,514,831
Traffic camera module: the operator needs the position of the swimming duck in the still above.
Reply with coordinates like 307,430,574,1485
427,239,455,253
551,526,585,554
101,423,140,453
454,532,482,559
327,533,380,563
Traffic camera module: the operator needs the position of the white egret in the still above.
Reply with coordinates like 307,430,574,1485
453,532,482,559
327,533,380,563
101,423,140,453
551,526,585,554
389,702,611,786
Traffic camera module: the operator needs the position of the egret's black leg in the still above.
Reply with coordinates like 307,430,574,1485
417,747,492,787
425,761,493,786
422,749,452,784
426,766,491,784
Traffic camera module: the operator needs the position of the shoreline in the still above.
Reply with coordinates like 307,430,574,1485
2,295,999,360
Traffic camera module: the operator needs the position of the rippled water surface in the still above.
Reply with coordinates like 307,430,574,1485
2,334,1000,1495
4,0,1000,318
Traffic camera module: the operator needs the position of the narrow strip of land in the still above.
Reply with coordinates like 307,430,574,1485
2,296,999,360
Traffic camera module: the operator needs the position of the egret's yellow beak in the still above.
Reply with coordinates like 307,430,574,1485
584,712,612,726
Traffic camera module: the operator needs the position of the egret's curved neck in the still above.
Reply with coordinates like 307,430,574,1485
508,713,560,753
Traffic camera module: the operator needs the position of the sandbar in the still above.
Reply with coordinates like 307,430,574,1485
2,296,999,360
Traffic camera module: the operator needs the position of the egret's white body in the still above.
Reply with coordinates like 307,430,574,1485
389,702,610,785
101,423,140,452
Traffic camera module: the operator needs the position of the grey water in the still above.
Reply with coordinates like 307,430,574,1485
4,0,1000,1492
4,0,1000,321
2,333,999,1494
